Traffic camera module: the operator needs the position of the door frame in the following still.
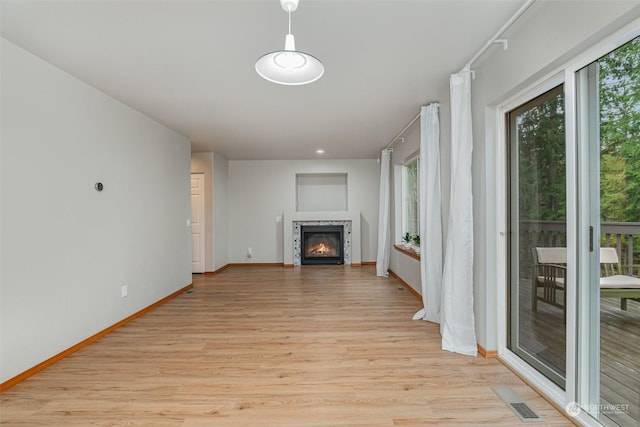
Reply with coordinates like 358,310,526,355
495,72,568,408
494,18,640,425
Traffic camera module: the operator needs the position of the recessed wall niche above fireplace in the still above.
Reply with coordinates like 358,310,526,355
296,173,347,212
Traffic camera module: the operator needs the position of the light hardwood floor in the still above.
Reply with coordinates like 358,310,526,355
0,266,573,426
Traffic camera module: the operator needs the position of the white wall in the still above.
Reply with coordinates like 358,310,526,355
470,2,640,351
296,173,348,212
0,38,192,383
212,152,229,271
228,159,379,263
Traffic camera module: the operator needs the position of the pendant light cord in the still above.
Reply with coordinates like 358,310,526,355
288,9,292,35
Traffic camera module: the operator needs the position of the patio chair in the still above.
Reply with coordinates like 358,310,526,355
599,247,640,311
532,247,640,316
531,247,567,319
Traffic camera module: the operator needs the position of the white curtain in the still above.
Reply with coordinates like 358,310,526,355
376,148,392,277
441,68,477,356
413,104,442,323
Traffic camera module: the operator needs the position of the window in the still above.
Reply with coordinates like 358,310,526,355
402,157,419,240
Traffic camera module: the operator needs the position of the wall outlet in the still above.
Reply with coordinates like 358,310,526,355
121,285,128,298
247,247,253,258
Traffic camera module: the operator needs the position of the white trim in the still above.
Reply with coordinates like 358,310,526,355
494,105,507,354
499,350,566,404
402,150,420,165
499,72,564,113
564,66,578,405
574,63,602,413
393,164,403,245
400,156,419,239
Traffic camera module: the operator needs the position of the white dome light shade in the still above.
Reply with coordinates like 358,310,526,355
275,50,306,69
255,48,324,86
255,0,324,86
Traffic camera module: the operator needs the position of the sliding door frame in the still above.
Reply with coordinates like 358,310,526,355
495,72,569,408
494,18,640,426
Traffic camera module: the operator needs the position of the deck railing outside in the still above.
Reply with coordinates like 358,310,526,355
518,220,640,276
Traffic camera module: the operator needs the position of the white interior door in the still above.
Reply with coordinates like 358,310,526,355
191,173,206,273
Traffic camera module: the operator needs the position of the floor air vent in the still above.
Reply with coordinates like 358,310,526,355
510,402,540,420
492,387,543,422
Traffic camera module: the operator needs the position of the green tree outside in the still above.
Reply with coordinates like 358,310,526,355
600,36,640,223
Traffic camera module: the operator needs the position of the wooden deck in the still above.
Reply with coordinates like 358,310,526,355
1,266,572,426
600,296,640,426
519,278,640,426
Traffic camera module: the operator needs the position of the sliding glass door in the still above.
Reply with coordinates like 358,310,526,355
506,33,639,425
576,35,640,426
507,85,567,388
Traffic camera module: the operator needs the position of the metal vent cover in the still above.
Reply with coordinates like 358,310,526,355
492,386,543,422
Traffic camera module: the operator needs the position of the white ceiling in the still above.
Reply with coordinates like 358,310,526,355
0,0,527,160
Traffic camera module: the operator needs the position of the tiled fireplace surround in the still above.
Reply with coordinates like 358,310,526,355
284,211,361,266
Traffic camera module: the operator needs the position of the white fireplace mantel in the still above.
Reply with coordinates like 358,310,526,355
284,211,361,266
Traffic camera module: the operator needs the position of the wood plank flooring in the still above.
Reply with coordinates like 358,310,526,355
0,266,572,426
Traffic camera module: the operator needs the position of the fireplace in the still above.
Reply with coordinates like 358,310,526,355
301,225,344,265
288,215,356,266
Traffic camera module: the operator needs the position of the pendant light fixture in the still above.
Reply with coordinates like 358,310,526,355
255,0,324,85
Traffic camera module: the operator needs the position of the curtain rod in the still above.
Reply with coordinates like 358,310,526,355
384,113,420,150
463,0,536,71
384,102,438,151
384,1,536,153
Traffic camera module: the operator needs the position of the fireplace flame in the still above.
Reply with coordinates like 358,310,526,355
310,242,334,256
